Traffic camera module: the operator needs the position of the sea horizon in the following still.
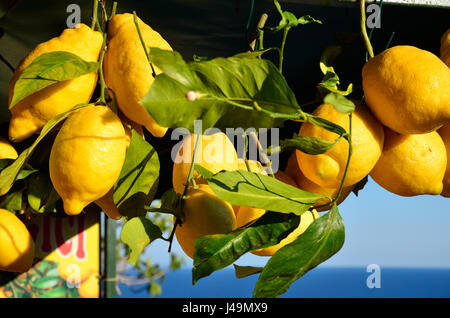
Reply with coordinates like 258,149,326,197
117,265,450,299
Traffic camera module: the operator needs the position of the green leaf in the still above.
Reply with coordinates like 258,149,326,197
298,15,322,25
0,103,88,194
140,48,299,133
31,276,61,289
233,264,263,279
0,190,22,212
120,216,163,265
192,212,300,284
274,133,341,155
323,93,355,114
253,205,345,298
27,172,59,213
113,130,160,219
193,164,214,180
37,285,68,298
208,170,324,215
9,51,99,109
304,112,349,140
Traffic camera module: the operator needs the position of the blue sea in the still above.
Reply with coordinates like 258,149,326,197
117,266,450,298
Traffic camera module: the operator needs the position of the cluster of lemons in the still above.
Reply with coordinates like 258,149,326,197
0,14,170,288
171,29,450,260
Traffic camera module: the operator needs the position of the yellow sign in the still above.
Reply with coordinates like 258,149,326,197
0,212,100,298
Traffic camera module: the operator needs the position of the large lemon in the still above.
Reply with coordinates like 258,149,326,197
0,209,35,273
49,105,127,215
438,123,450,197
297,102,384,188
362,45,450,134
251,209,319,257
285,152,353,211
172,132,239,194
440,29,450,67
8,24,103,142
175,184,236,259
370,128,447,197
103,13,172,137
0,137,18,196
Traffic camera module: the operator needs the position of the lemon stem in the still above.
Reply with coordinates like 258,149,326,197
278,27,290,73
133,11,157,78
333,113,353,204
110,1,118,20
0,53,14,72
168,134,202,253
97,33,108,105
249,131,275,177
360,0,375,59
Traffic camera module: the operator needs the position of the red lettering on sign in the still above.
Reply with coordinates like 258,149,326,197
75,214,86,260
55,217,72,257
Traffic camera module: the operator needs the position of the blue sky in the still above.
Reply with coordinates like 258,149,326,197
144,176,450,270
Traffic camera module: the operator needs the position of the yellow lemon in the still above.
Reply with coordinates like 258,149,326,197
78,272,100,298
297,102,384,188
8,24,103,142
438,123,450,197
104,13,172,137
370,128,447,196
0,209,35,273
440,28,450,67
285,152,353,211
175,184,236,259
49,105,127,215
362,45,450,134
0,137,19,196
251,209,319,257
172,132,239,194
57,260,94,284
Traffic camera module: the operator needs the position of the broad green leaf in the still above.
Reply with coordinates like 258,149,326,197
31,276,61,289
233,264,263,279
0,103,88,194
208,170,325,215
121,216,163,265
0,190,22,212
192,212,300,284
140,48,300,133
271,133,341,155
9,51,99,109
323,92,355,114
27,172,59,213
253,205,345,298
113,130,160,219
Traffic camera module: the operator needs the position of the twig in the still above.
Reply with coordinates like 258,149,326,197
360,0,375,59
0,53,14,72
247,13,268,52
